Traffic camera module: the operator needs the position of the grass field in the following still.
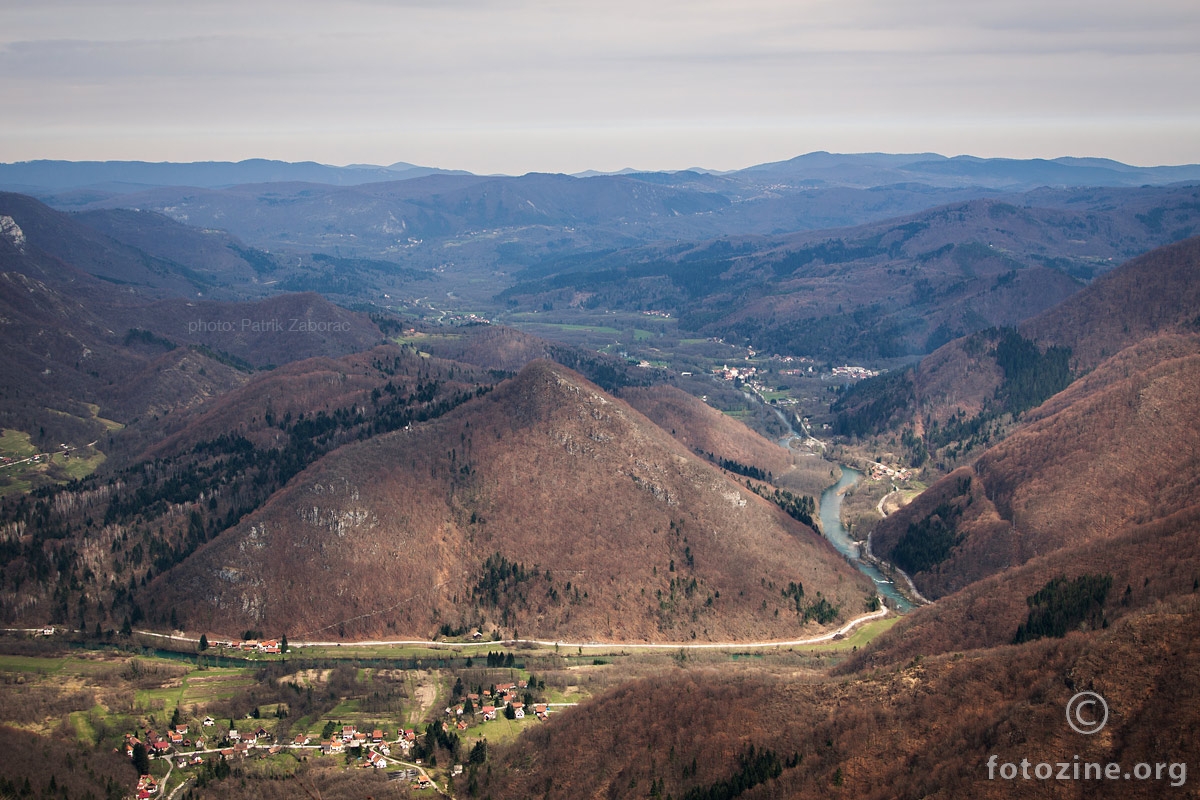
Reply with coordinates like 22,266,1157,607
0,428,38,459
81,403,124,432
0,653,127,676
460,713,540,745
519,322,622,336
292,643,467,660
0,426,108,495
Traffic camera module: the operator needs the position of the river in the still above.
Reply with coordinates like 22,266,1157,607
819,467,914,612
757,392,914,611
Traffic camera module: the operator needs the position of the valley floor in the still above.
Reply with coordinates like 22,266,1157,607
0,615,902,798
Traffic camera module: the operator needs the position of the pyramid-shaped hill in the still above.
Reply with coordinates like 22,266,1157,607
158,360,873,642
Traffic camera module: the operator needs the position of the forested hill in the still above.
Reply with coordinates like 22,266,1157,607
150,360,872,642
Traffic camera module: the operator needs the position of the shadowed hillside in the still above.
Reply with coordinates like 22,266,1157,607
155,360,873,641
0,194,386,460
505,189,1200,360
1021,235,1200,369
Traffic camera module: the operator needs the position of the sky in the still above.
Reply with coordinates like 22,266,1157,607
2,0,1199,175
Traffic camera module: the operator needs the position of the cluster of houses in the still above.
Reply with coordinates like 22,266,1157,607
206,637,283,654
866,460,913,482
831,365,881,380
122,723,206,761
122,718,287,765
121,719,416,794
317,723,416,761
447,680,550,729
713,364,758,382
225,722,276,749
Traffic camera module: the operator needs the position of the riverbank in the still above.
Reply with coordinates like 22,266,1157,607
817,466,938,611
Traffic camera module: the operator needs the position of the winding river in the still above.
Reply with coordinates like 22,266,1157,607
763,394,914,611
819,467,914,612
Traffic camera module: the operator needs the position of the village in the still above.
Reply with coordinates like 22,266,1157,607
116,667,557,797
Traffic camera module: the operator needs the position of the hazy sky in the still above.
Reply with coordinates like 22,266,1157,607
2,0,1198,174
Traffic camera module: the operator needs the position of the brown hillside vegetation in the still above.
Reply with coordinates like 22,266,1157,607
623,384,843,499
186,763,412,800
131,343,486,460
1022,234,1200,370
157,360,873,641
0,343,492,628
909,330,1004,427
873,333,1200,598
848,502,1200,669
621,385,795,479
0,725,132,799
851,234,1200,437
484,601,1200,799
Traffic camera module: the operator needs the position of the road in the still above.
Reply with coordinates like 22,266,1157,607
877,488,900,517
134,605,888,652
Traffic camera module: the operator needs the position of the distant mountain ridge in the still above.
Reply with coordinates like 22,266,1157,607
740,151,1200,189
0,158,472,193
6,153,1200,196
